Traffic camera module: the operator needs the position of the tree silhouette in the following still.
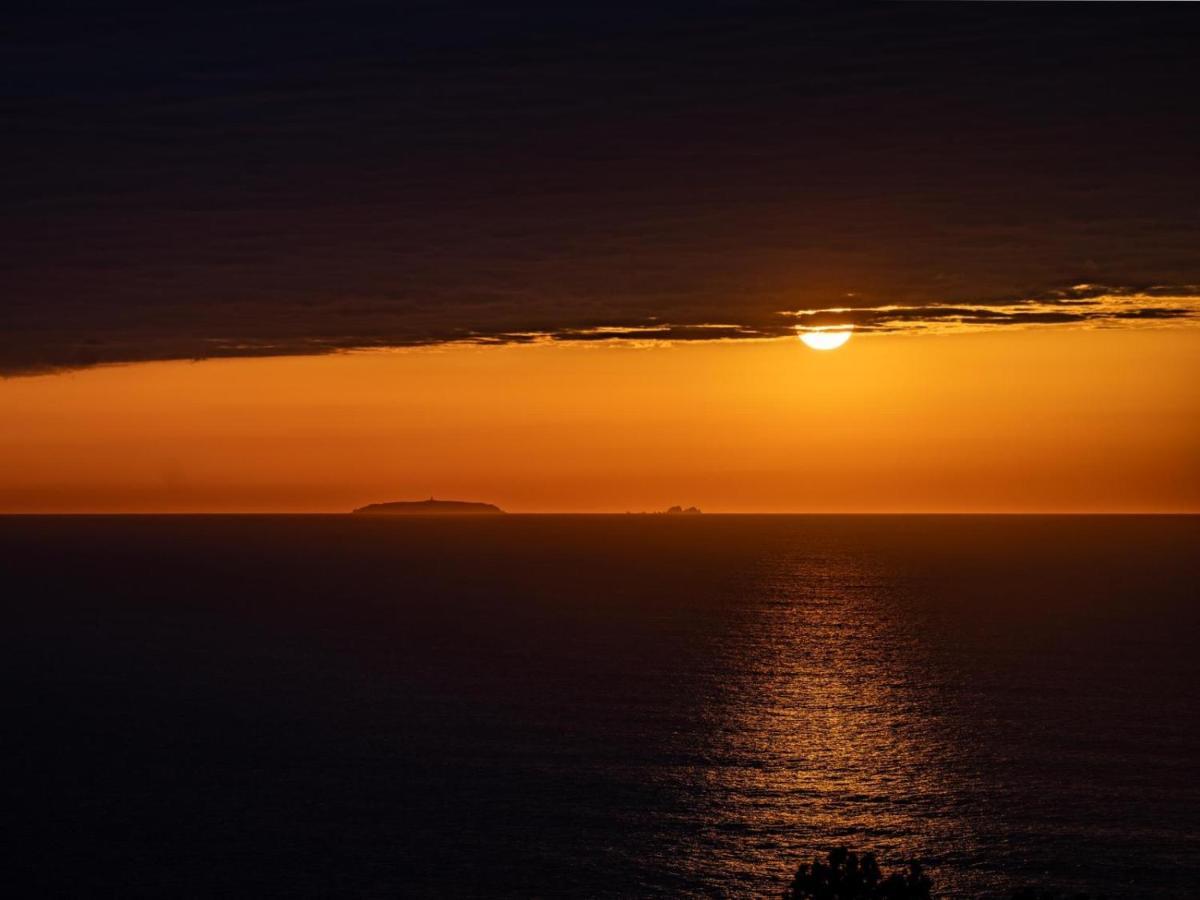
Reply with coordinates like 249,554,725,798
780,848,1104,899
783,847,932,900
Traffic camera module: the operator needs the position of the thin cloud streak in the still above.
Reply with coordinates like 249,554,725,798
782,286,1200,337
455,285,1200,346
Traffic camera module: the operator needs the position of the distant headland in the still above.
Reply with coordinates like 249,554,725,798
352,498,505,515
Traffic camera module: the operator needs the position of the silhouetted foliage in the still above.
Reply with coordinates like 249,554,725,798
783,847,931,900
781,848,1103,900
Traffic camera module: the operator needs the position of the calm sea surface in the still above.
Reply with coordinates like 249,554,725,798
3,515,1198,897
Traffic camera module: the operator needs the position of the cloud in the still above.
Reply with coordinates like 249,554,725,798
4,3,1199,374
781,286,1200,337
3,286,1198,377
472,287,1200,347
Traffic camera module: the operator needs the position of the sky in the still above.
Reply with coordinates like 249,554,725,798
3,2,1198,511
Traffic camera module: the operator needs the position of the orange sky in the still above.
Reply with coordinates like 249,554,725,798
2,326,1197,513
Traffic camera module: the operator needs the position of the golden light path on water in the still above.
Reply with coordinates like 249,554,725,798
664,530,979,894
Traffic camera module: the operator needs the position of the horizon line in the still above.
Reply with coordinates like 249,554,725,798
2,511,1197,517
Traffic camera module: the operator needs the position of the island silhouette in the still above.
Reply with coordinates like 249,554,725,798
352,498,505,515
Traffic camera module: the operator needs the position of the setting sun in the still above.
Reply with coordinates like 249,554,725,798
799,329,853,351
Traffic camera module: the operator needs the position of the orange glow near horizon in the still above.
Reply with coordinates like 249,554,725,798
2,327,1198,513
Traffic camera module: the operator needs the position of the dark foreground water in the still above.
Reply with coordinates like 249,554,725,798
3,515,1198,898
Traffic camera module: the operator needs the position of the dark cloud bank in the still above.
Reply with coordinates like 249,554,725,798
4,2,1199,374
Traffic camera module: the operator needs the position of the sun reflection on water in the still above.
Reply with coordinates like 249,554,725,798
669,544,980,894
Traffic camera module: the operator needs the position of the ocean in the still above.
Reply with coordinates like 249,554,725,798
3,515,1197,897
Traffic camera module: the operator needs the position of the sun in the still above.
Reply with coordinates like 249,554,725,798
799,329,852,351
